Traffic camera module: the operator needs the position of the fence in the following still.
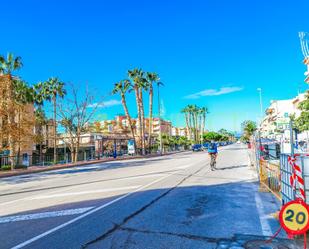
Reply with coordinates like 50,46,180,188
0,146,185,170
259,159,281,199
0,150,97,169
280,153,309,205
250,132,309,205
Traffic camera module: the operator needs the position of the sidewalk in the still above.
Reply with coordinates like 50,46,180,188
0,151,184,179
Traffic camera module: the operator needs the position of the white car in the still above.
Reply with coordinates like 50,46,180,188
236,141,241,144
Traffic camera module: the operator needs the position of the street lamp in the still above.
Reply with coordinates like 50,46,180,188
257,88,263,120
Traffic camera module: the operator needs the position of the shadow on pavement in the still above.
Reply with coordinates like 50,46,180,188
216,164,248,170
0,180,285,249
0,156,180,185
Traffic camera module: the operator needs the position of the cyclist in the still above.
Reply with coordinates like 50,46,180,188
207,140,218,170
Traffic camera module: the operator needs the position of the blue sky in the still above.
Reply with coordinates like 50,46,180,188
1,0,309,132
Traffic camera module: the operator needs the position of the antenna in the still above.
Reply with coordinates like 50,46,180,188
299,32,309,58
299,32,309,83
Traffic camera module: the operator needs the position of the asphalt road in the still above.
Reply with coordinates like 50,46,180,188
0,144,283,249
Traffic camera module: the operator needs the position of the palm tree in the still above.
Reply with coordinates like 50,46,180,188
33,82,50,162
242,120,257,138
145,72,160,151
112,80,137,152
181,107,191,142
128,68,146,155
194,105,200,143
199,107,209,144
156,81,164,154
44,77,66,164
0,53,23,76
187,105,197,143
0,53,23,168
182,104,206,144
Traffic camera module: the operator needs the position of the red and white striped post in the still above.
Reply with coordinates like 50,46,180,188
288,155,306,201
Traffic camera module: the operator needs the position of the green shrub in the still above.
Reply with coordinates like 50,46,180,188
1,165,11,171
15,165,28,169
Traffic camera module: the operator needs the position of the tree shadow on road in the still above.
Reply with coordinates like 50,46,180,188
0,179,283,249
216,164,248,171
0,155,182,186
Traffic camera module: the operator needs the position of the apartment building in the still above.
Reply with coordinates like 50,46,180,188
96,116,172,137
260,92,306,139
152,118,172,136
171,127,188,137
0,75,35,156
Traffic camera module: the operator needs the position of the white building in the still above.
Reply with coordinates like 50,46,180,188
171,127,187,137
260,92,306,139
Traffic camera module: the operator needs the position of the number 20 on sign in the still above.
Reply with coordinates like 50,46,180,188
279,199,309,236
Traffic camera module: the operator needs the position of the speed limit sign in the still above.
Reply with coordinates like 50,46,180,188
279,199,309,235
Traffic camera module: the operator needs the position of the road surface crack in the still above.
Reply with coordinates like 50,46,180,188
82,165,205,248
118,226,225,243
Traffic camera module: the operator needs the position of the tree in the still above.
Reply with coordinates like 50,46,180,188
182,105,208,144
241,120,257,142
0,53,23,75
218,128,235,141
0,53,23,168
112,80,137,152
187,105,196,142
178,136,190,148
128,68,146,155
145,72,160,151
200,107,208,144
181,107,191,141
32,82,51,162
44,77,66,163
203,132,222,142
58,84,98,163
294,91,309,132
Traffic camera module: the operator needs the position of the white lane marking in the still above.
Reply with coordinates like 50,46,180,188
0,199,24,206
0,174,165,207
0,182,86,207
176,165,191,169
29,186,142,200
0,207,94,224
254,191,272,236
11,168,187,249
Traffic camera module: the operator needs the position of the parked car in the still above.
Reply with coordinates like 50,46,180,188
202,142,210,150
192,144,202,152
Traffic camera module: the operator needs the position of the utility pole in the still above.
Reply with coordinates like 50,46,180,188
257,88,263,121
289,118,294,156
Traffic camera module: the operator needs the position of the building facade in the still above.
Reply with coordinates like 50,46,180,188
260,92,306,139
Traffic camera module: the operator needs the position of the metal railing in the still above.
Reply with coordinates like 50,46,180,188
280,153,309,205
0,147,185,170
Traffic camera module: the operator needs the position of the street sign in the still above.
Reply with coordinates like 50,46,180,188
128,140,135,154
279,199,309,235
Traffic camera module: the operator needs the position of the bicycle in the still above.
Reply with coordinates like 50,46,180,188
209,153,217,170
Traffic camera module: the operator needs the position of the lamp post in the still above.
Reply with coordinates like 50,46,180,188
257,88,263,121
